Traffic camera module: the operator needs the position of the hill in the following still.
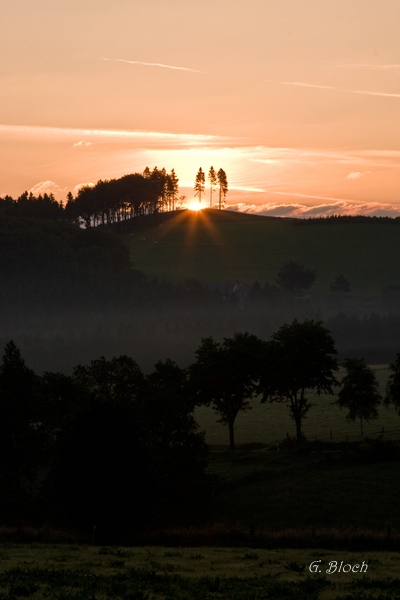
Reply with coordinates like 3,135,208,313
122,209,400,295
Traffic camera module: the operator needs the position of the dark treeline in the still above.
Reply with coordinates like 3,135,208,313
0,342,208,540
2,321,400,539
0,166,181,228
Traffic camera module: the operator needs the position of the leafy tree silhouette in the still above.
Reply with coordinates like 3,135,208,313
259,320,338,445
0,341,41,517
330,274,350,294
189,332,263,449
337,358,381,439
386,353,400,414
275,261,316,294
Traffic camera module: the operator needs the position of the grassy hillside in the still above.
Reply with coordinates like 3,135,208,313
123,210,400,295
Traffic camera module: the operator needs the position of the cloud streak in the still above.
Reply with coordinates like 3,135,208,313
335,62,400,70
0,124,222,145
99,57,203,73
228,200,400,219
265,79,400,99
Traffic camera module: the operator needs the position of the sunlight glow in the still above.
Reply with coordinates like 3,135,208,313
187,200,203,211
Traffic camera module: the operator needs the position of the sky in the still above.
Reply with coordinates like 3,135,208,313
1,0,400,217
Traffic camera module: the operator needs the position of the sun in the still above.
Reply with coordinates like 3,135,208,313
187,200,203,211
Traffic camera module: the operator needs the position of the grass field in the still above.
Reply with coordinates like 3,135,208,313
123,209,400,295
195,366,400,446
1,543,400,599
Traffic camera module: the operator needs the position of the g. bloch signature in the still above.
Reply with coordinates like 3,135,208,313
309,560,368,574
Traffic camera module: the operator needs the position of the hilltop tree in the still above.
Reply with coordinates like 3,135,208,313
194,168,205,204
276,261,316,294
217,168,228,209
337,358,381,439
330,274,350,295
208,166,217,208
189,333,263,450
167,168,179,211
259,320,338,445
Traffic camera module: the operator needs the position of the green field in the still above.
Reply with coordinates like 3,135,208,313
123,210,400,295
195,366,400,446
1,543,400,599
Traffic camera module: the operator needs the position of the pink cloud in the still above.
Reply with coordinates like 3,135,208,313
227,200,400,219
28,180,67,197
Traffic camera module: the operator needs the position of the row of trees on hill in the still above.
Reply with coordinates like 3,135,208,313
0,167,183,228
0,191,64,221
67,167,182,227
194,167,228,208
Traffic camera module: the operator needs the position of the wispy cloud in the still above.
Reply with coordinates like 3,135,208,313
334,62,400,70
265,79,400,99
73,140,92,147
346,171,371,180
0,124,222,145
228,200,400,219
99,57,203,73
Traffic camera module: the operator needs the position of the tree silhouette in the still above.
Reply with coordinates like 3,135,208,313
217,168,228,209
337,358,381,439
167,169,179,211
330,274,350,294
208,166,217,208
385,353,400,415
259,320,338,445
189,333,263,449
194,168,205,204
0,341,41,514
276,261,316,294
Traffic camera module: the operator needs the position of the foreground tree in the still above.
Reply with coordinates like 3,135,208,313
189,333,263,449
259,320,338,445
385,353,400,414
0,342,41,514
194,168,205,204
275,261,316,294
337,358,381,439
45,355,208,533
217,168,228,209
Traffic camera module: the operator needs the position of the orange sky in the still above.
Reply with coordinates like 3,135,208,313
2,0,400,217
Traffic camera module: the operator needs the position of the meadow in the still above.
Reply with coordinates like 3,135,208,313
195,366,400,446
123,210,400,295
1,543,400,599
